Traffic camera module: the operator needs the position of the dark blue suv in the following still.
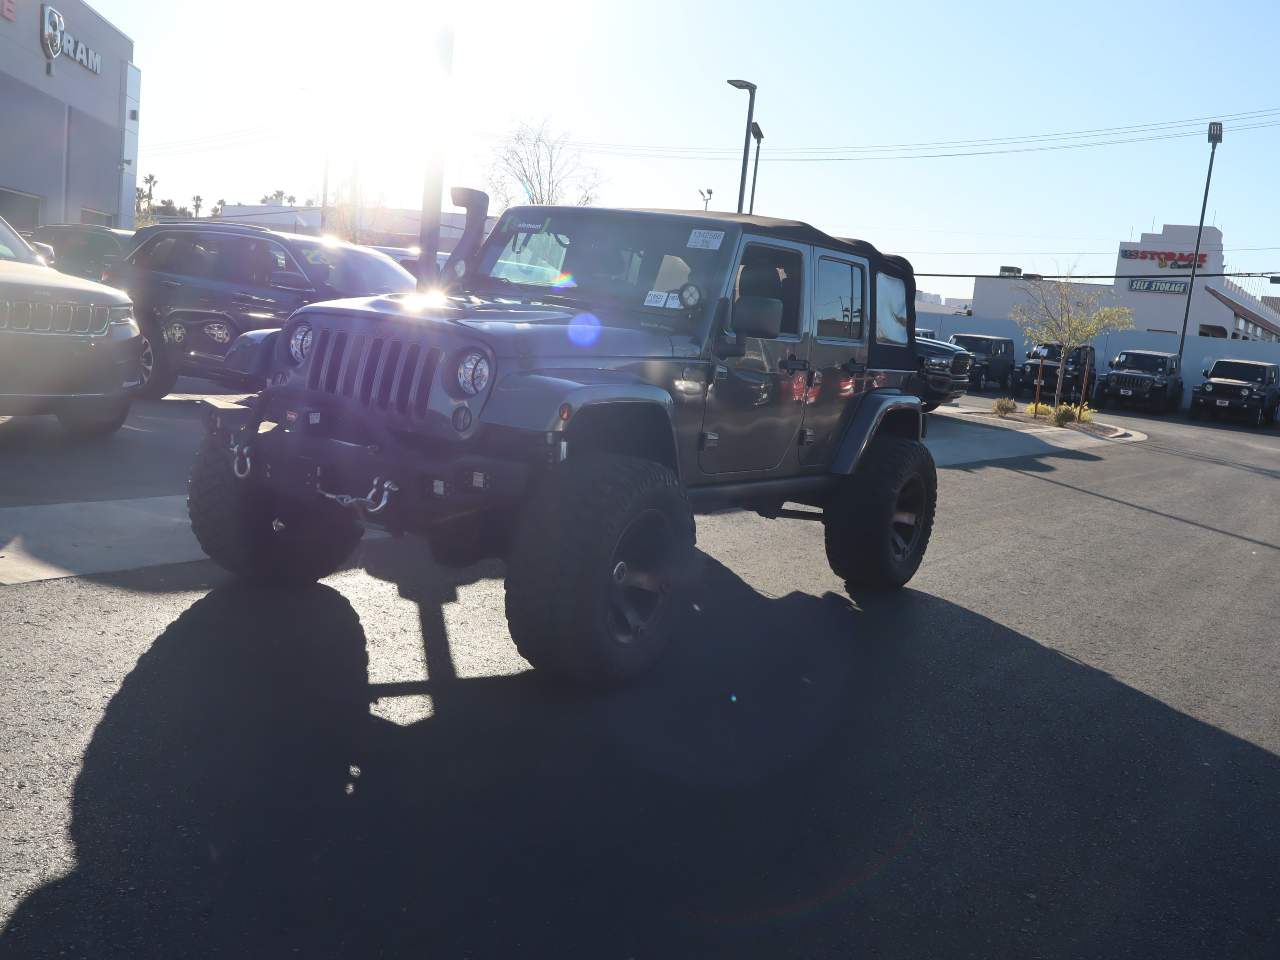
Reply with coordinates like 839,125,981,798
106,222,415,398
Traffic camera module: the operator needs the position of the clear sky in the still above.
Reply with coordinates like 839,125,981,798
93,0,1280,300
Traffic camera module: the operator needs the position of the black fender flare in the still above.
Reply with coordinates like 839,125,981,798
830,391,925,475
222,328,282,378
481,372,681,472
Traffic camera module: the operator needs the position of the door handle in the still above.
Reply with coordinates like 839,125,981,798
779,357,810,373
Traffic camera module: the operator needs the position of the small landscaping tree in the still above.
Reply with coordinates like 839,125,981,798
1011,277,1133,410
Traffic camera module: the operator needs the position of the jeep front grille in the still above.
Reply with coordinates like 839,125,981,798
306,327,442,417
1112,373,1152,392
0,300,111,335
951,354,972,376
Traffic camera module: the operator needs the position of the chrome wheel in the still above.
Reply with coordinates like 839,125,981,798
607,508,674,645
889,474,926,562
138,334,155,386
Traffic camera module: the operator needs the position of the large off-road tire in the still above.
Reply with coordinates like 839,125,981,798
56,400,130,438
505,454,695,687
188,434,363,583
135,319,180,400
824,436,937,592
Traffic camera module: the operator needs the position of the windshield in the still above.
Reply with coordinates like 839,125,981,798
0,214,38,264
473,209,735,326
293,242,416,296
1115,353,1165,372
1210,360,1266,382
1030,343,1063,361
952,335,993,354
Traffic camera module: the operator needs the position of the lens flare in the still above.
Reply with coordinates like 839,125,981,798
568,313,601,347
552,272,577,288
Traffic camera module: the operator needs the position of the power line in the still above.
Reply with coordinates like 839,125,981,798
914,270,1280,279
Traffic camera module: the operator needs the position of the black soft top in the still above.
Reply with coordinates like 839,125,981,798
517,206,911,278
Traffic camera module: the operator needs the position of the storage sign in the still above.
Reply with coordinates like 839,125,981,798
1129,278,1189,295
41,5,102,75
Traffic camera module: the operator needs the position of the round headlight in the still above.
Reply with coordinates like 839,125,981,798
678,283,702,309
457,351,490,395
289,322,313,364
1204,383,1213,393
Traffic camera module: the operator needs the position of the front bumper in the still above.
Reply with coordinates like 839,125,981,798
918,369,968,404
0,321,141,415
204,396,536,531
1191,393,1261,416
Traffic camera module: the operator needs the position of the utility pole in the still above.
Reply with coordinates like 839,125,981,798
748,122,763,215
416,24,455,291
727,79,756,214
319,152,329,232
698,188,712,211
1176,122,1222,366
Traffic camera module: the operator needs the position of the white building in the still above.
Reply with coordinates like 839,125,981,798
915,224,1280,394
214,204,491,253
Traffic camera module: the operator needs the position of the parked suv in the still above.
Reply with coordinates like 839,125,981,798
189,192,938,687
911,336,971,411
28,224,135,282
1188,359,1279,427
0,214,142,437
1095,349,1183,412
1014,343,1096,402
106,222,417,398
949,334,1015,391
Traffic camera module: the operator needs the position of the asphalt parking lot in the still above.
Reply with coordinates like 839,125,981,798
2,384,1279,958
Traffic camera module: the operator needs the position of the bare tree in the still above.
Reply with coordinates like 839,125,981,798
1011,276,1133,409
488,121,602,210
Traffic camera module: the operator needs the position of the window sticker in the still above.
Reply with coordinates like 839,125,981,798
644,290,668,307
687,229,725,250
665,292,683,309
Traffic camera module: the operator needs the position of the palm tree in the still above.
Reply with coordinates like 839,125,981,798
192,195,203,218
142,173,157,210
285,194,296,206
213,198,226,218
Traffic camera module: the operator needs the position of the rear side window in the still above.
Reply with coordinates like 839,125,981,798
875,273,910,345
814,257,864,340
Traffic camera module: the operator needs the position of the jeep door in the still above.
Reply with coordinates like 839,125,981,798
698,239,810,475
798,252,869,467
217,237,313,332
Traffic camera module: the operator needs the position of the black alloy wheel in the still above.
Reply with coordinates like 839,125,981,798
607,508,676,647
889,473,927,564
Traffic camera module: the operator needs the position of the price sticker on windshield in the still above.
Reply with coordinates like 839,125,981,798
687,229,724,250
644,290,668,307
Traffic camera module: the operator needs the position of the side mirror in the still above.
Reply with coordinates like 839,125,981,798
32,241,56,265
1107,359,1115,368
731,296,783,339
1025,350,1032,359
270,270,311,291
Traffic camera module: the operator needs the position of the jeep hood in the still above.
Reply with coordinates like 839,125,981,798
915,337,965,357
301,294,681,360
1203,377,1253,388
0,260,131,304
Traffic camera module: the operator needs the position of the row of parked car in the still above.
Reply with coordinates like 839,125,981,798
911,327,1280,427
0,216,423,435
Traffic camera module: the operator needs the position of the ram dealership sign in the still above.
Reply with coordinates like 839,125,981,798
41,5,102,75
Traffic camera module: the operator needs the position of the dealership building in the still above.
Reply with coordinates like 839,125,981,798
0,0,139,229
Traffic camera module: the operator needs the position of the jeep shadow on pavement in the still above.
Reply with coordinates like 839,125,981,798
187,189,939,688
1094,349,1183,414
1188,358,1280,428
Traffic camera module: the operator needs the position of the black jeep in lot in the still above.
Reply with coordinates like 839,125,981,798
910,336,971,411
1094,349,1183,413
949,333,1015,391
1014,343,1096,403
1188,359,1280,427
106,222,416,399
189,193,938,687
0,214,142,437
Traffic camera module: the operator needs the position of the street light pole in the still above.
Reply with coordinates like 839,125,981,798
748,121,763,215
727,79,756,214
698,188,712,210
1176,121,1222,366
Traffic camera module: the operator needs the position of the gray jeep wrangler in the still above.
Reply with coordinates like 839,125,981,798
189,191,937,686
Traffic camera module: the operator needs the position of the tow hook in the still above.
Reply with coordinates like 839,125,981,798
230,441,252,479
317,476,400,516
